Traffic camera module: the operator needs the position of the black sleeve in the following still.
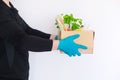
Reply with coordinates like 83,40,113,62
0,15,53,52
19,16,51,39
25,24,51,39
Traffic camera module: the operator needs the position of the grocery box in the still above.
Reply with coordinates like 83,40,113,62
58,30,95,54
55,13,95,54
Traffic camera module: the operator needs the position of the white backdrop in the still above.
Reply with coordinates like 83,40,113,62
11,0,120,80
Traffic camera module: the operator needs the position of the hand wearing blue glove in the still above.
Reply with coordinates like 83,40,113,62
54,35,58,40
57,34,88,57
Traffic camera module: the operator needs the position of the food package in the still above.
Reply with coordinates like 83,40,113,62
55,14,95,54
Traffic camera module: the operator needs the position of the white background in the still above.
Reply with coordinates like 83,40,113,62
11,0,120,80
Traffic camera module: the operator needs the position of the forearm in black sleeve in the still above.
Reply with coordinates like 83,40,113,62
0,19,53,52
25,26,51,39
19,16,51,39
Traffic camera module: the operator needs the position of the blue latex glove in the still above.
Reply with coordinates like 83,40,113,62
55,35,58,40
57,34,88,57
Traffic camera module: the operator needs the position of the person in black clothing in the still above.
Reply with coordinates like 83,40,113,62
0,0,87,80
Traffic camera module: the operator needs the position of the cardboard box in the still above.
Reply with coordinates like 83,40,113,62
59,30,95,54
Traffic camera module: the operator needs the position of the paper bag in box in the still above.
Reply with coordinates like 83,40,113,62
59,30,94,54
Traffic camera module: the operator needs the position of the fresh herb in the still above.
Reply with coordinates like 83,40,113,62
55,13,84,31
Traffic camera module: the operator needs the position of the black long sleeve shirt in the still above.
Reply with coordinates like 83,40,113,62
0,0,53,80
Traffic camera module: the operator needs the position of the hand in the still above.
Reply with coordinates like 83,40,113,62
50,35,57,40
57,34,88,57
54,35,58,40
50,35,58,40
